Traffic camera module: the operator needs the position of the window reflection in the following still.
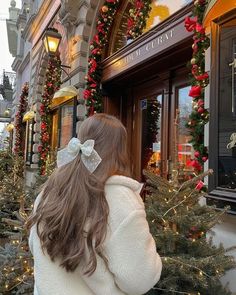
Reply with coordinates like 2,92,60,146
144,0,192,32
59,103,74,148
177,86,195,181
111,2,132,54
141,94,162,175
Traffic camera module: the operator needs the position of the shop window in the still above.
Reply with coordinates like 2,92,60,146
109,0,192,55
51,98,76,150
141,94,162,176
218,22,236,190
209,15,236,210
177,85,195,182
25,120,34,165
59,102,75,148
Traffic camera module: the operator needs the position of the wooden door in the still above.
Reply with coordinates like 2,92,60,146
130,70,194,182
131,78,167,181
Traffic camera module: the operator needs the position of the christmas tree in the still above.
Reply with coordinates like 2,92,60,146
144,170,236,295
0,154,34,294
0,152,55,294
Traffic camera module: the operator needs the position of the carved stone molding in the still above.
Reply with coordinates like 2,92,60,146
60,0,81,35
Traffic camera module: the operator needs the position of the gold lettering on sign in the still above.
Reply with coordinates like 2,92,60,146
121,29,174,67
144,29,174,53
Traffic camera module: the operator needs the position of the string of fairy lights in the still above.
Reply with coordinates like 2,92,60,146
145,167,235,295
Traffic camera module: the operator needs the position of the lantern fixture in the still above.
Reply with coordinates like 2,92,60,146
43,28,62,55
6,123,14,132
23,110,35,122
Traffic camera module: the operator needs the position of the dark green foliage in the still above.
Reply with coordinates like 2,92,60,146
144,170,236,295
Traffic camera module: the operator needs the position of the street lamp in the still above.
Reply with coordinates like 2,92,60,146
43,28,62,55
43,28,78,103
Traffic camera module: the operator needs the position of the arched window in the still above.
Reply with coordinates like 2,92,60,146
109,0,192,55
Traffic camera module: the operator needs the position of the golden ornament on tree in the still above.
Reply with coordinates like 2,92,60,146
101,5,108,13
4,109,10,117
191,58,197,65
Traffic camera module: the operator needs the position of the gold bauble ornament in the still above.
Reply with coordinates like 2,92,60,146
191,58,197,65
4,109,10,117
194,0,199,5
101,5,108,13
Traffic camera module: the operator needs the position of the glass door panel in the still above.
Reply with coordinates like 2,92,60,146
177,86,195,182
141,94,162,176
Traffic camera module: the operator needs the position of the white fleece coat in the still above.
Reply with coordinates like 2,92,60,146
29,175,162,295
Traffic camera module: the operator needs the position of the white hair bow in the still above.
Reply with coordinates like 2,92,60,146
57,138,102,173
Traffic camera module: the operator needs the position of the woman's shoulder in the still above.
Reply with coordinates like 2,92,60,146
105,175,143,194
105,175,145,223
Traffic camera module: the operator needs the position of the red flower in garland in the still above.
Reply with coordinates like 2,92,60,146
136,0,144,10
87,75,97,84
89,59,97,73
195,23,205,34
84,89,92,99
97,23,105,34
91,48,101,55
42,132,50,142
195,72,209,81
106,0,117,3
41,122,47,130
127,18,135,30
197,99,204,107
189,85,202,98
184,16,197,32
191,65,199,75
190,160,202,172
93,34,100,45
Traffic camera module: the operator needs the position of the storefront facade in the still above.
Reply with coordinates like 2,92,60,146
6,0,236,291
101,2,193,182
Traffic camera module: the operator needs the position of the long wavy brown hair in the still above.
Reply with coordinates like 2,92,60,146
27,113,130,275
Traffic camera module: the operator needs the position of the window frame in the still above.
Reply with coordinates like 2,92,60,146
51,97,77,150
208,9,236,212
25,119,34,165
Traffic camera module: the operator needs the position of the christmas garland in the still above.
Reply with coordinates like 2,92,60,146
38,55,61,175
84,0,152,116
14,83,29,155
184,0,210,172
127,0,152,40
84,0,120,116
